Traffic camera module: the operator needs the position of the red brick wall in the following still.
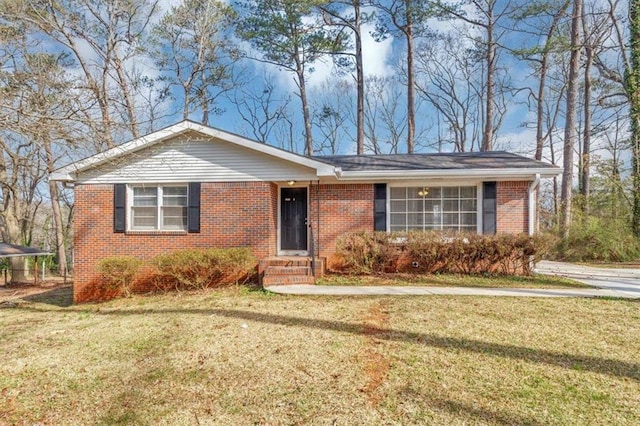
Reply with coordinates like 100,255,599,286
309,184,374,268
496,181,530,234
73,182,278,302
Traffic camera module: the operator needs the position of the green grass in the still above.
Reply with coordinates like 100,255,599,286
1,286,639,424
317,272,590,289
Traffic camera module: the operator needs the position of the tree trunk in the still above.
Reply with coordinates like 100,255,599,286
354,0,365,155
630,0,640,237
581,22,593,217
48,180,68,277
406,0,415,154
297,66,313,156
481,10,495,152
560,0,583,238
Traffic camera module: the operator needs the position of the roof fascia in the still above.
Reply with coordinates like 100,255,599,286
334,167,561,181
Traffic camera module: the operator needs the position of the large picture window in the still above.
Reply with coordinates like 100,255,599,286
389,186,478,233
130,185,188,231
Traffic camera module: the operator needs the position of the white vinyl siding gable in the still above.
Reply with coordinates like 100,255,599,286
77,137,318,184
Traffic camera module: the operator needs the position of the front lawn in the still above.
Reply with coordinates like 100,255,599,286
1,287,638,424
317,272,590,289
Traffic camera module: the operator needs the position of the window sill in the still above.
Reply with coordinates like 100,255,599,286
125,230,188,236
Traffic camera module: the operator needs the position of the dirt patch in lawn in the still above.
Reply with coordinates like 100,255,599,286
359,301,391,406
0,280,72,307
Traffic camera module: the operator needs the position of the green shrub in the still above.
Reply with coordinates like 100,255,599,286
152,248,256,290
96,256,143,297
335,231,400,274
336,231,550,276
554,218,640,262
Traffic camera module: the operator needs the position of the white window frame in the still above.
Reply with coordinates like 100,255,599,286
387,182,483,234
127,184,189,231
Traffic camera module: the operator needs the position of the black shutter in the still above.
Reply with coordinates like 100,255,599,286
113,184,126,233
374,183,387,232
188,182,201,233
482,182,497,235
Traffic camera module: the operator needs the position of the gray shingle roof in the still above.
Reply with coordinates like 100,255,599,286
313,151,557,171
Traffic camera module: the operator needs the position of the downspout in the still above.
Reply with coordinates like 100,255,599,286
316,180,320,264
528,174,541,236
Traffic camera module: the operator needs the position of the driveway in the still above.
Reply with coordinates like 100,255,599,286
535,260,640,298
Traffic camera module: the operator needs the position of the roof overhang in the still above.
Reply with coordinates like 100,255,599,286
0,242,51,258
334,167,561,181
50,120,337,182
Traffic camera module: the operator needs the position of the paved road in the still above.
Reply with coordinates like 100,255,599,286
535,260,640,298
265,261,640,299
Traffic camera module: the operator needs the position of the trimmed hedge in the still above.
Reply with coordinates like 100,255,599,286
336,231,552,276
94,248,256,298
152,247,255,291
96,256,143,297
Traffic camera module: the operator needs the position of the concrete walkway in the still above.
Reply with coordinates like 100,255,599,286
265,261,640,299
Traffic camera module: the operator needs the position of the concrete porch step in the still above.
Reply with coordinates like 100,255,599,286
262,274,315,286
264,266,311,276
258,256,326,277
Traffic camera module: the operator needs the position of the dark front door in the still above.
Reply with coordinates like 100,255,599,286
281,187,308,251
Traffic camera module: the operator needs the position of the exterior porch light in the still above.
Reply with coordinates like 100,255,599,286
287,180,296,186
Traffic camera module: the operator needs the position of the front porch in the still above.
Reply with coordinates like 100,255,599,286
258,256,326,286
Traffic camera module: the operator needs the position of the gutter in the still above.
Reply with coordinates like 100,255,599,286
528,174,541,235
333,167,560,181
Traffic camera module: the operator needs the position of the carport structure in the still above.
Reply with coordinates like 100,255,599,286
0,242,51,285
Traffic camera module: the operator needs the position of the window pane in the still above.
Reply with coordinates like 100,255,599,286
424,212,439,225
460,199,477,211
390,187,405,199
461,213,477,226
387,185,478,234
162,206,187,230
407,213,423,226
407,200,423,212
131,206,157,229
426,187,441,199
460,186,476,198
406,187,421,199
442,187,459,198
133,187,157,207
390,213,406,226
424,200,438,212
391,200,406,211
443,213,459,226
163,186,187,207
443,199,458,211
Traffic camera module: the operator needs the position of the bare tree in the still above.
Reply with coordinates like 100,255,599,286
233,73,294,144
152,0,239,125
416,34,482,152
311,79,354,154
320,0,367,154
236,0,348,156
372,0,434,153
3,0,161,150
560,0,582,238
436,0,513,152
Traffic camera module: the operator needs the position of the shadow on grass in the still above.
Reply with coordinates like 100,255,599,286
22,286,73,307
427,396,544,426
14,304,640,381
